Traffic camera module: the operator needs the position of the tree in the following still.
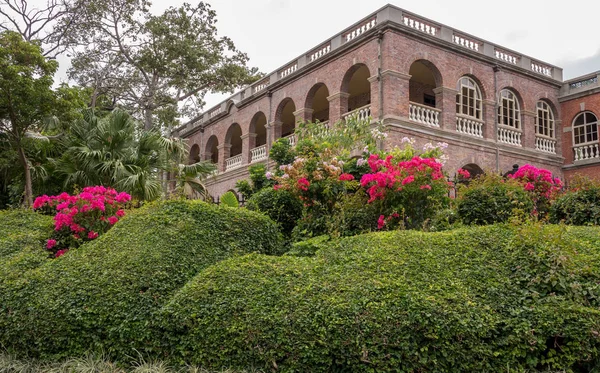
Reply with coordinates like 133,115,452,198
0,31,58,206
68,1,261,130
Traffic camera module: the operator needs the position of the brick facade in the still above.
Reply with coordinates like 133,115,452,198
175,5,594,199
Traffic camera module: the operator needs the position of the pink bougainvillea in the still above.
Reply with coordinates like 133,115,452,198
508,164,563,217
33,186,131,258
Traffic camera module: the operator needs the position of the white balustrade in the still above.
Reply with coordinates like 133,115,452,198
535,137,556,154
283,134,296,147
574,143,600,161
309,44,331,62
495,49,518,65
280,63,298,78
569,77,598,89
343,105,371,122
250,145,267,163
531,62,552,77
209,107,222,118
345,18,376,42
225,154,243,171
456,116,483,138
408,102,440,127
253,81,269,93
402,15,438,36
497,126,522,146
452,34,480,52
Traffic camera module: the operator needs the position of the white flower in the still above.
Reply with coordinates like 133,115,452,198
423,143,435,151
436,142,449,149
282,174,289,179
265,172,273,180
356,158,367,167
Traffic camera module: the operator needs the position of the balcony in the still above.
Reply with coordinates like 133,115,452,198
225,154,243,171
283,134,296,147
574,143,600,162
497,126,522,146
409,102,440,127
343,105,371,121
535,137,556,154
250,145,267,163
456,115,483,138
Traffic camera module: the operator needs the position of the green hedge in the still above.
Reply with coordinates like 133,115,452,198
163,224,600,372
0,200,283,360
550,185,600,225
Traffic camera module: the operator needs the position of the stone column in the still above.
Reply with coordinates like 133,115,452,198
380,70,411,121
433,87,458,131
293,108,314,123
217,144,231,173
483,99,496,140
368,75,380,121
521,110,536,149
554,119,563,157
241,133,257,165
327,92,350,124
267,120,283,147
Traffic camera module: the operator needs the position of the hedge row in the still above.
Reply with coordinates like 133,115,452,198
162,224,600,372
0,200,283,360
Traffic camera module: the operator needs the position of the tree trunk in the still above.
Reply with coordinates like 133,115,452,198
17,145,33,207
144,107,153,130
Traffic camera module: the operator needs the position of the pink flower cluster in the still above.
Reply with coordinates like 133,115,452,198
33,186,131,258
360,155,445,203
297,178,310,191
508,164,562,199
457,168,471,178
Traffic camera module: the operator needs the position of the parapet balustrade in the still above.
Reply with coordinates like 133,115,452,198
535,137,556,154
408,102,440,127
574,143,600,161
225,154,243,171
283,134,296,147
456,115,483,138
343,105,371,122
497,126,522,146
250,145,267,163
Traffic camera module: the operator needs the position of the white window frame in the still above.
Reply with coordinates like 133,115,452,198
535,101,555,138
497,89,521,129
572,111,599,145
456,77,482,120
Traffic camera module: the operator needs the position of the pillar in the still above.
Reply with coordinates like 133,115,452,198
380,70,411,121
293,108,314,123
327,92,350,124
483,99,496,140
433,86,458,131
217,144,231,173
521,110,536,149
241,133,257,165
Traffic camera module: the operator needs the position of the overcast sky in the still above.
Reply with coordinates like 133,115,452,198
55,0,600,112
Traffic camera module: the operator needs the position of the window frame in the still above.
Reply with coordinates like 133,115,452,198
572,111,599,146
535,101,555,139
456,76,482,120
497,89,521,129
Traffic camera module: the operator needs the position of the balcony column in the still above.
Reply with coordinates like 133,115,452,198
368,75,380,121
483,100,496,140
267,120,283,147
381,70,411,120
241,133,257,164
217,143,231,173
433,87,458,131
293,108,313,123
327,92,350,124
521,110,536,149
554,119,563,156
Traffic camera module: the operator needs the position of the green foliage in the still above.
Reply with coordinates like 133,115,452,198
163,224,600,372
268,138,295,167
235,163,273,200
550,178,600,226
246,188,302,237
0,200,283,361
285,235,331,257
220,191,239,208
0,209,52,262
457,173,534,225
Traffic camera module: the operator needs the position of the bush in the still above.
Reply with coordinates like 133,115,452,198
246,187,302,237
0,200,283,361
550,178,600,225
457,173,534,225
163,224,600,372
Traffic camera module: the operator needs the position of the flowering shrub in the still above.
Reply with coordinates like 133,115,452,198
508,164,562,217
33,186,131,257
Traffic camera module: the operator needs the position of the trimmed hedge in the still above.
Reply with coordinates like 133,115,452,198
163,224,600,372
550,185,600,225
0,200,283,360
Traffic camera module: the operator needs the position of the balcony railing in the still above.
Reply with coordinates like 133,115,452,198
343,105,371,121
574,143,600,161
225,154,243,171
497,126,522,146
456,115,483,138
409,102,440,127
283,134,296,147
250,145,267,163
535,137,556,154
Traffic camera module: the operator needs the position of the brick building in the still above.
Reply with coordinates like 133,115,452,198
173,4,593,198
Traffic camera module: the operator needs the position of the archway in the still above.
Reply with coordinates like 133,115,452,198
409,60,442,108
205,135,219,164
306,83,330,122
189,144,200,164
341,64,371,113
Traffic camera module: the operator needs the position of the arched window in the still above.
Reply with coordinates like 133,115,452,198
573,112,598,145
456,77,482,120
535,101,555,138
497,89,520,129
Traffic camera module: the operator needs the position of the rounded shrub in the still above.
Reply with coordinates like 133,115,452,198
550,182,600,225
457,173,534,225
162,224,600,372
0,200,283,360
247,187,302,236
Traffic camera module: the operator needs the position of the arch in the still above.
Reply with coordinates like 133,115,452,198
249,111,268,147
409,60,442,108
535,100,556,139
225,123,243,157
305,83,330,122
189,143,200,164
205,135,219,164
497,88,522,129
460,163,484,178
572,111,599,146
340,64,371,112
275,98,297,137
226,99,237,114
456,76,483,120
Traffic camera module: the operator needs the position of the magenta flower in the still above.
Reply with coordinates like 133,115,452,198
88,231,99,240
338,173,355,181
108,216,119,225
46,239,57,249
